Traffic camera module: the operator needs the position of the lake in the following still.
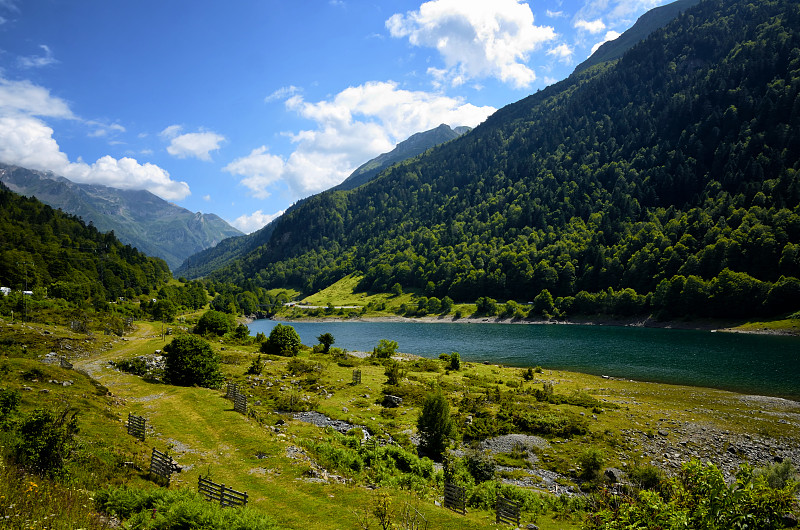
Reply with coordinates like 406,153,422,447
249,320,800,400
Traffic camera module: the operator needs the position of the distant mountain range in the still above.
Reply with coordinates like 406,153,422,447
174,123,470,278
0,164,242,270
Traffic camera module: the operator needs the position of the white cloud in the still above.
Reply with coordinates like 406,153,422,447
575,18,606,34
18,44,57,69
87,121,125,138
591,30,622,54
160,125,225,161
547,43,573,63
265,85,300,103
0,78,74,119
231,209,285,234
203,194,211,201
0,77,190,200
546,10,565,18
224,146,285,199
226,80,496,199
387,0,556,89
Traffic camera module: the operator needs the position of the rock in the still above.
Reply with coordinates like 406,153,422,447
604,467,626,483
781,513,798,528
382,395,403,408
658,429,669,437
526,525,540,530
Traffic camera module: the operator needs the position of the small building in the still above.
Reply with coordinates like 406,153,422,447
0,287,9,296
22,290,33,296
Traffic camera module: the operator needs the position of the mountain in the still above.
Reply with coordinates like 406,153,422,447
0,181,170,300
0,164,242,270
174,124,470,279
572,0,701,75
203,0,800,320
333,124,470,191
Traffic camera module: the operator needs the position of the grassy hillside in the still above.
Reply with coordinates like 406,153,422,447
1,314,797,528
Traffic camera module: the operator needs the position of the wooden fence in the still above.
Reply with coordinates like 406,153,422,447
496,496,521,526
233,392,248,414
400,503,428,530
225,382,247,414
149,447,179,484
127,413,146,441
198,476,248,507
443,483,465,515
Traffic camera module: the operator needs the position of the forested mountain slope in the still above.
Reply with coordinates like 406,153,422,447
0,164,242,270
175,125,469,279
208,0,800,319
0,182,171,302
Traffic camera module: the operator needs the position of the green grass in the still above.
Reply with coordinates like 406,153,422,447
729,317,800,334
2,315,798,529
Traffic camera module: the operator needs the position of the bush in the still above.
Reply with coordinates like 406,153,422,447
577,448,604,481
260,324,301,356
417,390,453,461
371,339,398,359
94,486,279,529
316,332,335,353
14,408,79,477
194,310,235,336
163,334,223,388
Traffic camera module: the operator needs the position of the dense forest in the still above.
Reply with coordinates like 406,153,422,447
204,0,800,319
0,182,171,306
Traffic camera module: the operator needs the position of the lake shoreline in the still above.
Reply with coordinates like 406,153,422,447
265,313,799,337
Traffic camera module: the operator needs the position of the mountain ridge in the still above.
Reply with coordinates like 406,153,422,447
0,164,242,270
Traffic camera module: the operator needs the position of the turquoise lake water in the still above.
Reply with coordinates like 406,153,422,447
249,320,800,400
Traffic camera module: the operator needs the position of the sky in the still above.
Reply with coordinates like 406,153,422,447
0,0,673,233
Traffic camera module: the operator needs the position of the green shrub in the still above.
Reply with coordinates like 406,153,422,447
194,310,236,336
417,390,453,461
577,448,604,481
14,408,79,477
163,334,223,388
260,324,301,356
95,486,279,529
113,357,148,376
371,339,398,359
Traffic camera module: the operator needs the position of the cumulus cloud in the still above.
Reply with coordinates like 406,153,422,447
231,209,285,234
226,80,496,199
160,125,225,161
591,30,622,54
575,19,606,34
387,0,556,89
0,78,74,119
18,44,58,69
547,43,573,63
0,77,190,200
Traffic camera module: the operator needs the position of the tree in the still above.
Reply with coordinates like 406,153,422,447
448,351,461,371
417,390,453,461
194,310,235,336
390,282,403,296
260,323,301,356
163,334,223,387
317,332,335,353
372,339,398,359
152,299,177,322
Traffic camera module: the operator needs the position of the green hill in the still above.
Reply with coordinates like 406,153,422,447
0,164,242,271
206,0,800,320
0,181,171,303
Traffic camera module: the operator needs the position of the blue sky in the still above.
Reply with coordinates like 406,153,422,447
0,0,672,233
